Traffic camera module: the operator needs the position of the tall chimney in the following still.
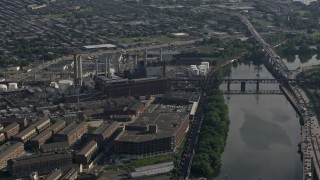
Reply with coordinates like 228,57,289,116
107,58,111,78
144,49,147,67
134,54,138,68
105,57,108,77
117,54,121,74
160,48,163,62
95,58,98,80
74,54,78,85
78,55,83,86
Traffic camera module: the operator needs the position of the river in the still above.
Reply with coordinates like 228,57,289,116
215,63,302,180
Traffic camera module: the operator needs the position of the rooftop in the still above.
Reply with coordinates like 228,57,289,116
115,103,188,142
0,122,19,133
93,121,120,139
83,44,116,49
57,121,86,136
0,141,23,158
8,152,72,166
77,140,97,156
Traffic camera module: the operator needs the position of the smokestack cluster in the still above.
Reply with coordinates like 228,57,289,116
74,54,83,87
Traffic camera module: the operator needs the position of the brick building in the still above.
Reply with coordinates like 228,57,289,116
54,121,87,145
114,104,189,156
40,142,69,153
76,140,98,165
7,152,73,178
30,120,66,149
88,122,120,146
0,142,25,168
0,117,28,127
0,122,19,140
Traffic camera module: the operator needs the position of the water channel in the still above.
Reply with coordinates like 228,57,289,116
215,61,303,180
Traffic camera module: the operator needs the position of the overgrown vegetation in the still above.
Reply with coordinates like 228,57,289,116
190,87,230,178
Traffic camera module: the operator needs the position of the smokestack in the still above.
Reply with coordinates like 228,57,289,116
160,48,163,62
144,49,147,67
107,58,111,78
117,54,121,74
95,58,98,80
74,54,78,78
74,54,78,85
78,55,83,86
134,54,138,68
105,57,108,77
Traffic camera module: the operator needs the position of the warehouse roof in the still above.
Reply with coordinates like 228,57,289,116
83,44,116,49
115,103,188,142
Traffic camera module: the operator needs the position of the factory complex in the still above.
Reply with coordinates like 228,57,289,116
0,47,208,179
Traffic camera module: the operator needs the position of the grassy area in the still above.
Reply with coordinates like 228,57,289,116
153,35,176,43
44,13,66,19
296,10,310,16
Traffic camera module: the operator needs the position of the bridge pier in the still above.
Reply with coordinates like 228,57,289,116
241,81,246,92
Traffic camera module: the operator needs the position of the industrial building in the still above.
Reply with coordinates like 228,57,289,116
12,118,51,142
29,121,66,150
60,167,78,180
0,117,28,127
7,152,73,178
40,141,69,153
104,102,145,120
95,77,167,98
0,142,25,169
0,122,19,140
76,140,98,165
33,118,51,133
45,169,62,180
54,121,87,145
88,121,120,146
12,125,37,142
114,103,189,156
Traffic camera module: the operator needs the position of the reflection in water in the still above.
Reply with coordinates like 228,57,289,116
216,64,302,180
284,54,320,70
240,113,292,150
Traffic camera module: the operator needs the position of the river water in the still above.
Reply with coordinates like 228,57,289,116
216,63,302,180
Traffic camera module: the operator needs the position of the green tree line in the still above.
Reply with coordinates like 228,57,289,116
191,88,230,178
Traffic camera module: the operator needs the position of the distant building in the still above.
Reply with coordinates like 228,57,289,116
0,142,25,169
95,77,167,98
60,167,78,180
88,122,120,146
76,140,98,165
114,104,189,156
45,168,62,180
0,122,19,140
0,117,28,127
12,118,51,142
7,152,73,178
40,142,69,153
54,121,87,145
30,121,66,149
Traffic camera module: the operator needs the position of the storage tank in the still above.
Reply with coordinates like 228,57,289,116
190,65,197,69
201,62,210,69
192,69,199,76
198,65,207,70
50,82,59,89
58,80,73,91
8,83,18,90
0,84,7,92
199,68,207,76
